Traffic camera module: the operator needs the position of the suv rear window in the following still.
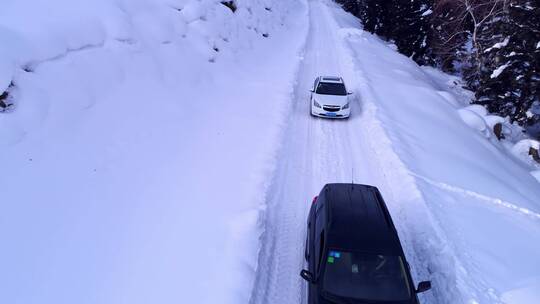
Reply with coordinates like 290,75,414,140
322,250,411,301
316,82,347,96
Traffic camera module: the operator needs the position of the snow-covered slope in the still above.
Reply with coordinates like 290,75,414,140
332,10,540,303
0,1,307,304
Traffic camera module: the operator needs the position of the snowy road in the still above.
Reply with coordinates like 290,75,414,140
249,0,540,302
250,1,440,303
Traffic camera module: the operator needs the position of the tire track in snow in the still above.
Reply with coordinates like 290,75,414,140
249,1,357,303
410,173,540,221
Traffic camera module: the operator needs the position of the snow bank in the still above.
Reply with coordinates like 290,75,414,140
329,4,540,304
511,139,540,169
458,107,490,138
0,1,309,303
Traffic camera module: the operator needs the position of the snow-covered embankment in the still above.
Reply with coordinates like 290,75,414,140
0,1,308,303
329,4,540,303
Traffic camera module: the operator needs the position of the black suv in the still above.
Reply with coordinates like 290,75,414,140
300,184,431,304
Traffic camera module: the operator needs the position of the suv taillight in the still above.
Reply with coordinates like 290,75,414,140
312,196,318,204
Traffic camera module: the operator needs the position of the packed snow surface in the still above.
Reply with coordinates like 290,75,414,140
1,0,539,304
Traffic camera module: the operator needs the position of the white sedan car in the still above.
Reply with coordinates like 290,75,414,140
310,76,352,119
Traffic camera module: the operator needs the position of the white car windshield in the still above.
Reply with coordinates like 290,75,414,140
316,82,347,96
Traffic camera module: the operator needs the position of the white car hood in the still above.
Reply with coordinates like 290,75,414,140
313,93,348,106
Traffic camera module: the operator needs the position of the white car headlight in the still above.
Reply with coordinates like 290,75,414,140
342,102,349,110
313,100,321,108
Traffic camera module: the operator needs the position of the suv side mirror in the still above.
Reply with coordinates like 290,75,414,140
310,89,314,93
300,269,315,283
416,281,431,293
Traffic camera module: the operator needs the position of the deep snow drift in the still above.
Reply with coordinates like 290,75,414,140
0,1,307,304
